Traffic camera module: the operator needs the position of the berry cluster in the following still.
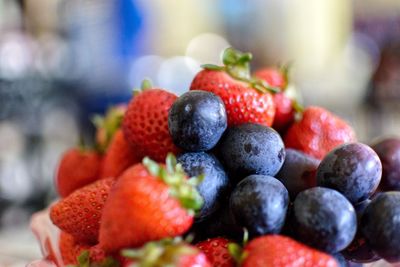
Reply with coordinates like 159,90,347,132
42,48,400,267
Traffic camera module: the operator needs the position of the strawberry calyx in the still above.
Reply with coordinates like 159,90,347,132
121,238,198,267
227,228,249,265
133,79,153,96
69,250,118,267
92,105,126,153
143,153,204,215
202,47,281,94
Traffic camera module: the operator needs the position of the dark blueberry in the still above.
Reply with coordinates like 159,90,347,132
354,199,371,222
360,192,400,263
342,235,380,263
230,175,289,237
342,199,381,263
188,202,243,242
371,138,400,191
177,152,230,221
276,148,320,200
217,123,285,181
332,253,362,267
291,187,357,253
168,90,227,151
317,143,382,204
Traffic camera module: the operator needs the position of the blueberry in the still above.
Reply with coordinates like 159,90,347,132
217,123,285,181
342,199,381,263
189,203,243,242
230,175,289,237
276,149,320,199
168,90,227,151
371,138,400,191
360,192,400,263
291,187,357,253
177,152,230,220
317,143,382,204
332,253,362,267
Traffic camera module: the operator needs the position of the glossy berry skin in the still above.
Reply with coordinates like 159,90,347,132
190,204,243,242
291,187,357,253
271,92,295,133
284,106,356,160
100,129,141,179
176,248,211,267
50,178,115,244
276,148,320,199
217,123,285,181
168,90,227,152
99,164,193,252
332,253,362,267
196,237,235,267
371,138,400,190
317,143,382,204
360,192,400,263
242,235,338,267
342,200,380,263
122,89,180,162
177,152,230,220
56,148,102,198
190,70,275,127
230,175,289,237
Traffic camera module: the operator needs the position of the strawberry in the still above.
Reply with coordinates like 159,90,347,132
190,48,278,127
254,66,296,133
93,105,127,152
196,237,235,267
122,239,211,267
122,80,180,162
59,231,89,265
56,148,102,198
93,105,141,179
99,154,203,252
50,178,115,244
100,129,141,179
284,106,356,160
59,232,116,266
242,235,338,267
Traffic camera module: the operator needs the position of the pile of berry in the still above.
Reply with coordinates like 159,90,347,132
44,48,400,267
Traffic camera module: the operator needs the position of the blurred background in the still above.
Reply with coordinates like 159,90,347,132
0,0,400,265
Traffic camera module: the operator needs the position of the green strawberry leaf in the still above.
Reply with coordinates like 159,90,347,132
142,153,204,214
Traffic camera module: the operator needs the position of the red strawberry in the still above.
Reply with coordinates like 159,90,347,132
284,106,356,160
50,178,115,244
196,237,235,267
59,231,89,265
122,239,211,267
100,129,141,179
56,148,102,198
242,235,338,267
59,232,112,266
99,154,203,252
190,48,277,127
94,104,127,151
254,68,287,89
93,105,141,179
254,67,296,133
122,81,180,162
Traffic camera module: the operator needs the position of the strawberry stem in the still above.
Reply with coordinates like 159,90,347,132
141,79,153,90
143,153,204,215
70,250,118,267
92,105,125,153
202,47,281,94
122,238,197,266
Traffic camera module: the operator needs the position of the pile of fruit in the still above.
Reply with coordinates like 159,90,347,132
36,48,400,267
